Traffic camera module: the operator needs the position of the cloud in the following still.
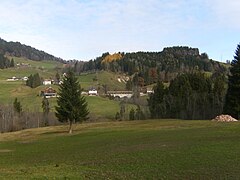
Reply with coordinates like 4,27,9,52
0,0,238,60
205,0,240,29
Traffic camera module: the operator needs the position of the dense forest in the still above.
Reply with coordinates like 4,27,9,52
148,72,226,120
74,46,228,84
0,38,64,62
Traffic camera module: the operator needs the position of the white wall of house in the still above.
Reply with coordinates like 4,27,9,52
43,80,52,85
88,90,98,96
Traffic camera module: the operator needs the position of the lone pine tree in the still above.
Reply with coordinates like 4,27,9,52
55,70,89,133
224,44,240,119
42,96,50,126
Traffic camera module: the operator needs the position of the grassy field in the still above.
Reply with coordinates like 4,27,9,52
0,120,240,179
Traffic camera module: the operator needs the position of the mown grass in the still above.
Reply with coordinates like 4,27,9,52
0,120,240,179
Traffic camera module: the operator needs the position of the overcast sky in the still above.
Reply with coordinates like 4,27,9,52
0,0,240,61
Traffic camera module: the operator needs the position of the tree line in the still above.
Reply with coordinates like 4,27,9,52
0,37,64,62
73,46,228,84
148,72,226,120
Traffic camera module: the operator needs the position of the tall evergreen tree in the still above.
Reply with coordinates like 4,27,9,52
55,70,89,133
42,96,50,126
13,98,22,115
148,81,165,118
26,73,42,88
224,44,240,119
32,73,42,88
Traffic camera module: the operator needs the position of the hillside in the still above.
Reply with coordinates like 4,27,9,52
76,46,228,84
0,38,64,62
0,57,134,126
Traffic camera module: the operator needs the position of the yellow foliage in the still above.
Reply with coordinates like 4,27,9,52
102,53,123,63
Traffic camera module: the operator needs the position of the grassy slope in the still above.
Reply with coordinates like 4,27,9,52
0,58,130,119
79,71,126,91
0,57,62,107
0,120,240,179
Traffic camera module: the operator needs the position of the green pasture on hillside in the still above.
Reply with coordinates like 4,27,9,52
0,58,130,119
0,80,133,119
0,77,133,119
78,71,126,91
9,56,63,70
0,57,62,81
0,120,240,179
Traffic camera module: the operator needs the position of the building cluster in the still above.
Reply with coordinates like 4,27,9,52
7,76,28,81
7,75,153,100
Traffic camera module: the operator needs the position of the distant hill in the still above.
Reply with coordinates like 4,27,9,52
0,38,64,62
73,46,228,84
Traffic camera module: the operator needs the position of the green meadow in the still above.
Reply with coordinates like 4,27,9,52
0,57,131,119
0,120,240,179
78,71,126,91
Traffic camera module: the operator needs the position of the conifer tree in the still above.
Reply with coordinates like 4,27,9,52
148,81,165,118
32,73,42,88
13,98,22,115
26,73,42,88
224,44,240,119
55,70,89,133
42,96,50,126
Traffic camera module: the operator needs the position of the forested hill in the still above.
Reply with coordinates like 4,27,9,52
0,38,64,62
74,46,228,83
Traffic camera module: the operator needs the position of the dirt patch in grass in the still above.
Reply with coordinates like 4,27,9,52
0,149,13,153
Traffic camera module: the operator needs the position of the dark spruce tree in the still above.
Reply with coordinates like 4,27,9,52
26,73,42,88
148,81,165,118
13,98,22,115
42,96,50,126
224,44,240,119
55,70,89,133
